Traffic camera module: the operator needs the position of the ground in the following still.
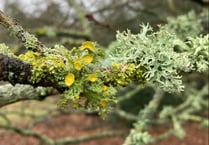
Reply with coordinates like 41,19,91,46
0,114,208,145
0,98,208,145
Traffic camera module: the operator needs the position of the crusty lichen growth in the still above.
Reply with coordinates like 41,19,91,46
2,21,208,117
16,41,148,117
18,51,66,84
8,25,39,51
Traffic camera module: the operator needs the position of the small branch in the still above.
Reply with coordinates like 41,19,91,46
0,124,54,145
0,112,11,124
173,84,208,115
147,89,164,111
34,27,90,40
0,10,47,53
114,108,138,121
0,10,17,28
55,131,126,145
0,54,66,92
150,129,174,143
123,89,164,145
0,123,126,145
67,0,91,36
0,83,53,107
117,84,142,102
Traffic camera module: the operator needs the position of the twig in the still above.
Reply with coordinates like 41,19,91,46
0,83,53,107
123,89,164,145
114,108,138,121
117,84,142,102
0,10,47,53
0,123,126,145
150,129,174,143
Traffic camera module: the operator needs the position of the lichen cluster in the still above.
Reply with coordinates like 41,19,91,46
18,51,66,84
9,25,40,51
167,11,202,40
106,24,208,92
59,42,147,117
0,38,147,117
2,11,207,118
16,41,144,117
186,35,209,72
58,42,117,116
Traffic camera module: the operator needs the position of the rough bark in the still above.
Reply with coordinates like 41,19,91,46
0,54,32,85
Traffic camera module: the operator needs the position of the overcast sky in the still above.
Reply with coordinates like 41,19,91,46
0,1,5,10
0,0,116,15
0,0,105,14
0,0,72,17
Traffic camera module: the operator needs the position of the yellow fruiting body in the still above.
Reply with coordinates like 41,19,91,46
74,61,82,71
88,74,97,82
16,40,147,118
72,101,79,108
80,41,94,52
65,73,75,87
102,85,108,92
100,99,108,107
82,54,93,65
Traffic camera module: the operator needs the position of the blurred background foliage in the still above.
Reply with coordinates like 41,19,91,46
0,0,207,48
0,0,208,145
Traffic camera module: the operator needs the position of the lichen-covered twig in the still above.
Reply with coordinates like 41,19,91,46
123,89,164,145
0,10,208,117
0,54,65,91
0,54,32,85
0,10,47,53
34,27,91,40
0,83,52,107
0,123,126,145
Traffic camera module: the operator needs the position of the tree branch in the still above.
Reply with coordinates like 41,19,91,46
0,54,32,85
0,123,126,145
0,83,53,107
0,10,47,53
0,53,66,91
123,89,164,145
34,27,90,40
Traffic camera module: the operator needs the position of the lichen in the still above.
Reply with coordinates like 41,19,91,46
0,43,14,57
18,50,66,84
106,24,193,92
167,11,202,40
17,42,121,117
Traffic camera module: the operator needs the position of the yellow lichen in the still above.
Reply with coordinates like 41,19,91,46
82,54,93,65
100,99,108,107
18,51,40,62
102,85,108,92
72,101,79,108
88,74,97,82
61,102,68,107
80,41,94,52
75,96,80,100
65,73,75,87
74,61,82,71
